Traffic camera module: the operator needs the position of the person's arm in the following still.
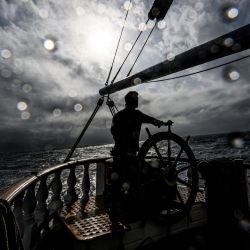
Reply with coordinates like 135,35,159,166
139,111,164,127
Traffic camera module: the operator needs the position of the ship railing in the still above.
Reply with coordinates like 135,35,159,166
0,156,110,250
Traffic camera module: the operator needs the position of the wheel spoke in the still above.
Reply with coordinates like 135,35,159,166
146,128,165,167
167,138,171,165
172,147,184,168
177,177,193,189
141,176,162,188
176,165,191,174
176,188,185,205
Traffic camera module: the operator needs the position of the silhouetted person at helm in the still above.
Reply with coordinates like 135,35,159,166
109,91,164,213
111,91,164,157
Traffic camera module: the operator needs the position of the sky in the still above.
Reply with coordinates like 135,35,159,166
0,0,249,152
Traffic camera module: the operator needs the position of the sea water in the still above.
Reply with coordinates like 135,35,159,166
0,132,249,193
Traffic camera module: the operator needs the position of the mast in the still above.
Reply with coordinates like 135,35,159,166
99,24,250,96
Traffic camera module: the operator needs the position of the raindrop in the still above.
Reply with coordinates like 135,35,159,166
44,39,56,51
223,37,234,47
1,69,11,78
228,70,240,81
157,20,166,29
69,90,77,98
232,43,241,52
21,111,31,120
1,49,12,59
39,9,49,19
195,2,204,11
76,6,85,16
53,108,62,117
22,84,32,93
147,20,155,29
226,7,239,20
167,52,175,61
124,42,132,52
232,138,244,148
74,103,83,112
45,144,54,151
210,45,219,54
12,79,22,88
17,101,28,111
133,78,142,85
105,120,112,128
124,1,132,10
139,22,147,31
151,7,160,18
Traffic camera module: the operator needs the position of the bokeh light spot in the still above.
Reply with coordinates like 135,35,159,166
1,69,11,78
133,77,142,85
39,9,49,19
22,84,32,93
44,39,56,51
223,37,234,47
167,52,175,61
139,22,147,31
124,42,132,52
76,6,85,16
53,108,62,117
21,111,31,120
69,90,77,98
74,103,83,112
226,7,239,20
124,1,132,10
1,49,12,59
228,70,240,81
17,101,28,111
157,20,166,29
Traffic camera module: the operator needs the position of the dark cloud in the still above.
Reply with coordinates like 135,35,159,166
0,0,250,152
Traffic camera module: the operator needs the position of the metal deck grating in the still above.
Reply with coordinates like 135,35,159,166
60,196,128,241
60,187,206,241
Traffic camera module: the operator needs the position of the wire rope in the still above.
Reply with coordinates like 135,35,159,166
146,54,250,83
105,0,132,86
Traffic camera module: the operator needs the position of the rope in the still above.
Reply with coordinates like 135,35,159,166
147,54,250,83
105,0,132,86
110,18,150,85
64,97,104,162
127,21,157,77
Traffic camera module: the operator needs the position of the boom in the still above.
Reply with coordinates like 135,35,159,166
99,24,250,96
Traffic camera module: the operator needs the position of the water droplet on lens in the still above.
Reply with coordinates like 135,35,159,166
17,101,28,111
124,1,132,10
223,37,234,47
53,108,62,117
21,111,31,120
44,39,57,51
124,42,132,52
74,103,82,112
1,49,12,59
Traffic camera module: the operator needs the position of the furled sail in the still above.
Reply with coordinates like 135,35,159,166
99,24,250,96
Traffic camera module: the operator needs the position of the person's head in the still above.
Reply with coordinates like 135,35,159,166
125,91,138,109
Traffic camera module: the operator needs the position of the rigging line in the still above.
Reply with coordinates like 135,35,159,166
110,18,150,85
105,0,132,86
127,21,157,77
147,54,250,83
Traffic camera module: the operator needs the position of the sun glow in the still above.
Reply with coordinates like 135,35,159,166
86,27,116,59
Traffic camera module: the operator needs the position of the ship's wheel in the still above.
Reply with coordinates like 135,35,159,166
137,125,198,222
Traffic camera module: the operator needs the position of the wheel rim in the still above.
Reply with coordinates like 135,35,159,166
137,132,198,222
